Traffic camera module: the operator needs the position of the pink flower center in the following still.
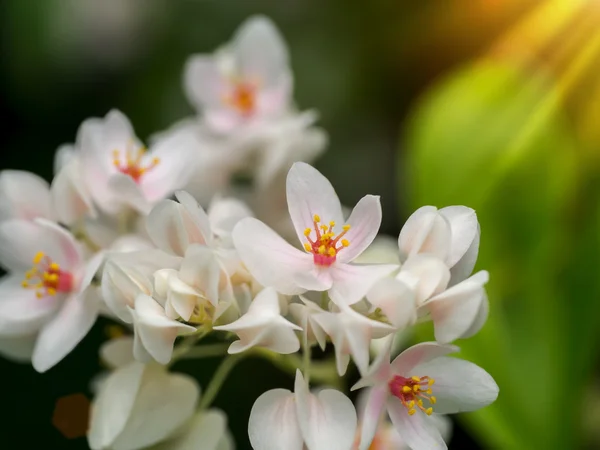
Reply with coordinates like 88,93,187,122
389,375,436,416
22,251,74,298
224,80,257,117
112,145,159,183
303,215,351,267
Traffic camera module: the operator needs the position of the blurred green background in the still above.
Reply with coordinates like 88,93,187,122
2,0,600,448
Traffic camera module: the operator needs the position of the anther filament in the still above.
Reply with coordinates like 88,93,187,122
21,251,74,299
112,143,159,183
389,375,436,416
303,215,350,266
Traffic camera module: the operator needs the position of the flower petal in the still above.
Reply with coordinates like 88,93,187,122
387,398,447,450
146,200,193,256
100,336,135,369
183,55,225,112
88,361,146,450
397,254,450,305
439,206,479,268
233,217,313,295
294,370,357,450
176,191,213,245
32,287,100,372
391,342,459,375
329,263,398,306
208,196,254,242
180,244,221,307
449,226,480,286
107,173,151,214
357,386,389,450
460,291,489,340
248,388,303,450
398,206,451,262
155,410,228,450
0,170,52,221
336,195,382,263
410,356,499,414
286,162,344,247
425,271,489,344
367,277,416,329
234,16,290,88
51,159,96,225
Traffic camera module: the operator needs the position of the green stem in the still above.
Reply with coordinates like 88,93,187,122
177,343,230,360
198,354,244,410
170,329,209,363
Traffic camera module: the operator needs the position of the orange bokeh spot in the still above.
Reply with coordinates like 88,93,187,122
52,393,91,439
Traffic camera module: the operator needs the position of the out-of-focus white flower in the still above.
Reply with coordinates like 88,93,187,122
398,206,480,285
0,218,104,372
233,162,397,307
352,340,498,450
354,235,401,266
249,369,357,450
51,158,96,225
87,361,200,450
312,304,396,376
214,287,300,354
288,296,328,351
184,16,292,134
129,293,196,365
73,109,197,214
0,170,54,222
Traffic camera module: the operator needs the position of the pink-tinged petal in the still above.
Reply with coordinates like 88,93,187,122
391,342,459,376
232,218,313,295
337,195,382,264
329,263,398,306
387,398,447,450
398,206,451,262
460,292,489,340
180,244,220,306
293,267,333,292
397,255,450,305
0,170,52,221
110,367,199,450
0,275,59,336
357,386,389,450
87,361,146,450
410,357,499,414
439,206,479,268
367,278,417,329
176,191,213,245
205,110,244,134
286,162,344,247
146,200,193,256
183,55,226,112
51,160,96,225
449,227,480,286
425,271,489,344
294,370,357,450
248,388,303,450
0,219,82,272
32,287,100,372
234,16,290,88
107,173,151,214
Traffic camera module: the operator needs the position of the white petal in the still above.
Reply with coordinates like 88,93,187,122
425,271,489,344
439,206,479,268
294,370,357,450
175,190,213,245
0,275,59,335
88,361,146,450
108,173,151,214
460,291,489,340
391,342,459,375
397,255,450,305
248,388,303,450
410,357,499,414
208,196,253,241
112,366,200,450
146,200,192,256
337,195,382,264
286,162,344,247
0,170,52,221
183,55,225,112
180,244,220,306
357,386,388,450
398,206,451,262
79,251,105,294
32,288,100,372
155,410,228,450
367,277,416,329
232,218,313,295
329,263,398,306
449,226,480,286
234,16,290,88
100,336,135,369
387,398,447,450
51,159,96,225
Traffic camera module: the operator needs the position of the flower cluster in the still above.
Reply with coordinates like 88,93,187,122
0,16,497,450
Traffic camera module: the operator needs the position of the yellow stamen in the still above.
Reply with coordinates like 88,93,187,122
313,214,320,222
47,288,57,296
49,262,60,272
425,408,433,415
304,228,311,236
411,376,421,382
21,281,29,288
304,243,312,252
341,239,349,247
428,379,435,385
408,409,416,416
342,225,351,231
430,396,437,404
402,386,412,394
33,252,44,264
329,221,335,227
328,247,336,257
318,245,326,255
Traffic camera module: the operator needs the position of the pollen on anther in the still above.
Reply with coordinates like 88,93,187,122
304,243,312,252
342,225,351,231
341,239,349,247
304,228,311,236
34,252,44,264
313,214,321,222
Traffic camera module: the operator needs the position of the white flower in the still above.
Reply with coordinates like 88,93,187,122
0,170,54,222
398,206,480,285
249,370,357,450
288,296,328,351
51,158,96,225
0,218,104,372
312,304,396,376
352,340,498,450
213,287,301,354
184,16,292,134
233,162,398,306
129,293,196,364
87,361,200,450
76,109,196,214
